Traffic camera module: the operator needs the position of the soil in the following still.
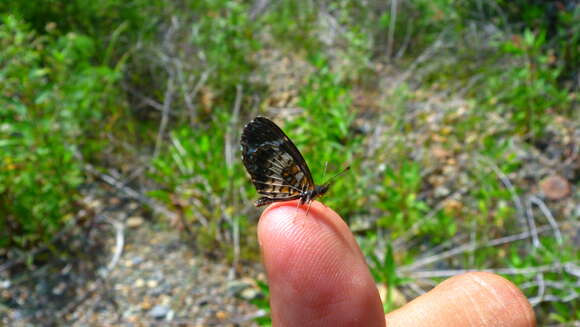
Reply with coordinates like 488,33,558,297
0,193,266,327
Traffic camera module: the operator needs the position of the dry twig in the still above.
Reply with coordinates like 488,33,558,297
408,262,571,278
99,218,125,278
83,163,178,222
399,224,555,272
386,0,398,59
528,195,563,244
476,156,527,228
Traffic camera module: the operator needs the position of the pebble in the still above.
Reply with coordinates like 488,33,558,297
127,216,145,228
147,280,158,288
134,279,145,288
226,280,251,296
434,186,451,197
540,175,571,200
149,305,170,319
240,287,261,301
130,256,144,266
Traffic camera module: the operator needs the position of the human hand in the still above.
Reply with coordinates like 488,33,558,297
258,201,536,327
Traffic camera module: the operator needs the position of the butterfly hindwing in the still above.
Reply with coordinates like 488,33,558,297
241,117,315,206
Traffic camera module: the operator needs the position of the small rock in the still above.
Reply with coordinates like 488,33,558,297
540,175,571,200
126,315,139,324
434,186,450,197
240,287,261,301
226,280,252,296
134,279,145,287
216,310,229,320
431,146,451,160
141,297,153,310
52,282,67,295
376,283,407,307
86,199,102,210
131,256,144,266
147,280,158,288
11,310,23,320
377,283,386,302
149,305,170,319
127,216,145,228
109,197,121,205
443,199,463,215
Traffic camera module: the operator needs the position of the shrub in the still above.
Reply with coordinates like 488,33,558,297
0,15,121,249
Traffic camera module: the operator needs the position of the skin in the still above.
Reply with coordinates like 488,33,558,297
258,201,536,327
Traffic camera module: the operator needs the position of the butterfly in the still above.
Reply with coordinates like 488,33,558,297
240,116,348,208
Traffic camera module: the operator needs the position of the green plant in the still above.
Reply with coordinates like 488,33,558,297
367,242,410,312
251,279,272,326
0,0,163,53
189,0,262,89
281,57,362,216
264,0,320,53
506,237,580,323
372,0,458,59
0,15,121,249
482,29,570,138
148,111,255,257
376,162,456,241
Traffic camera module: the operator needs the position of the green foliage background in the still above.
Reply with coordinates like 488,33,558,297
0,0,578,324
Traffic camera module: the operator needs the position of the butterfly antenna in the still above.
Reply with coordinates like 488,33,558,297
323,166,351,185
321,161,328,182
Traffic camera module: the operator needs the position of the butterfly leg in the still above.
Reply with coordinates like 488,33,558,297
291,200,301,222
305,200,313,217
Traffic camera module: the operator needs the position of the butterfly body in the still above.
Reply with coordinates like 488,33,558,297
241,117,330,207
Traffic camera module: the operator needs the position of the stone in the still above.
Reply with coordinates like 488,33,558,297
149,305,170,319
240,287,261,301
540,175,571,200
127,216,145,228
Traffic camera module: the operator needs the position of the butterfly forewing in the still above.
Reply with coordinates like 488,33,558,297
241,117,315,207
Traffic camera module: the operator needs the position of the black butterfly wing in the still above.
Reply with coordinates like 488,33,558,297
241,117,315,207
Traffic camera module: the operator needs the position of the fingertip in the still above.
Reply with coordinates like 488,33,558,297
462,272,536,326
386,272,536,327
257,201,361,286
258,201,385,327
258,201,352,250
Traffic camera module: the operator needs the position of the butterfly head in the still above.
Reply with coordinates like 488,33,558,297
300,183,330,204
314,184,330,197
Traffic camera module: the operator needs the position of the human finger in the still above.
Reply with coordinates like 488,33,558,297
258,201,385,327
385,272,536,327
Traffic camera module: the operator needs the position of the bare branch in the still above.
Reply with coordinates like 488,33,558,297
406,262,569,278
395,30,448,87
83,163,178,222
528,195,563,244
476,156,527,229
525,194,541,248
226,84,244,277
521,280,580,290
535,273,546,305
386,0,398,59
394,188,469,249
529,292,579,306
99,218,125,278
394,15,413,60
154,78,175,158
399,224,555,272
